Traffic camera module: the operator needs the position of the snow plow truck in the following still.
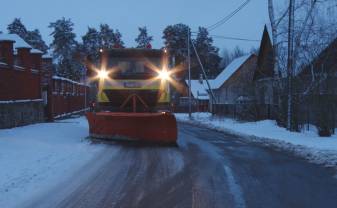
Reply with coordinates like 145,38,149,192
85,48,177,144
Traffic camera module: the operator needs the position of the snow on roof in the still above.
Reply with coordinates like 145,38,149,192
52,75,88,86
184,54,253,99
212,54,252,89
0,34,43,54
31,49,43,54
42,50,53,58
185,80,211,100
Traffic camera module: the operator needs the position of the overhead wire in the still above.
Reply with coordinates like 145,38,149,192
191,33,260,42
207,0,251,31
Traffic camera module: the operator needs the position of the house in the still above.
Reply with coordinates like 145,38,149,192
296,37,337,135
297,37,337,94
254,25,275,80
253,25,275,105
211,54,257,105
177,79,209,112
179,54,257,113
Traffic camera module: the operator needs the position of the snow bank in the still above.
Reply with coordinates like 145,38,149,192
0,117,105,208
176,113,337,167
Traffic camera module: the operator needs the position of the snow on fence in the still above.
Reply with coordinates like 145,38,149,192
49,77,90,120
0,99,43,104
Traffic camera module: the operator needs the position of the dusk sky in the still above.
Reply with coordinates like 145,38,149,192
0,0,269,52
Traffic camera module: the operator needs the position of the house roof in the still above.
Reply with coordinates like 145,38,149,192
185,54,253,100
298,37,337,76
185,80,210,100
212,54,252,89
0,34,43,54
265,24,273,45
42,50,53,58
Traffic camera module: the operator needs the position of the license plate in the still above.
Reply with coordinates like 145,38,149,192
123,82,142,88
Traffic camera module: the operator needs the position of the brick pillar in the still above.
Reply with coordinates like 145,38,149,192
31,53,43,99
17,48,32,71
0,40,14,65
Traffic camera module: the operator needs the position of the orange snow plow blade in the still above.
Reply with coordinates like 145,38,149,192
86,112,177,144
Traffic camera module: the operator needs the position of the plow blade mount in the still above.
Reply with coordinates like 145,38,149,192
86,112,177,144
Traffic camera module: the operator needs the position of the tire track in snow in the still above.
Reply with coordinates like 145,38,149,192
223,165,246,208
180,126,246,208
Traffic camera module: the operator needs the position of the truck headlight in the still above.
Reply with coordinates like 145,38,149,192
158,70,170,81
98,69,109,79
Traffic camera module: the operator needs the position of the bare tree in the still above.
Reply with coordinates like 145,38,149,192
268,0,337,132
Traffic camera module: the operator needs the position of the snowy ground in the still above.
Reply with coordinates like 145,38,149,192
176,113,337,168
0,116,105,208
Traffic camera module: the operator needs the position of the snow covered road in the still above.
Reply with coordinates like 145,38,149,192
1,117,337,208
0,117,106,208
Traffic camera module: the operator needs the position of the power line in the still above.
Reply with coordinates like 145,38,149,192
207,0,251,31
191,33,259,42
209,35,260,42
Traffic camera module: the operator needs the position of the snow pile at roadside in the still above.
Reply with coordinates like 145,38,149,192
0,117,105,208
176,113,337,167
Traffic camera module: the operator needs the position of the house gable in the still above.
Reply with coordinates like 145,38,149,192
254,25,274,81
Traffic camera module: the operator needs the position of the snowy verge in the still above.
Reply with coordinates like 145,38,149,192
0,116,105,208
175,113,337,168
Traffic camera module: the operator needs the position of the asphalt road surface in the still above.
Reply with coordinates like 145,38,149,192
29,122,337,208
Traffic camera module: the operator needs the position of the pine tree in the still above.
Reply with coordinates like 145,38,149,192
8,19,48,53
82,27,101,56
113,29,125,48
163,24,190,61
7,18,28,39
135,27,153,48
49,18,80,80
25,29,48,53
99,24,115,49
193,27,221,78
49,18,77,60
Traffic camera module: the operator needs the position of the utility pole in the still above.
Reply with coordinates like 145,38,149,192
287,0,295,130
187,28,192,119
190,39,216,107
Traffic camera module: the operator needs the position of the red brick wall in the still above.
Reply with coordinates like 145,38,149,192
0,41,42,101
0,40,89,121
0,64,41,100
49,77,89,119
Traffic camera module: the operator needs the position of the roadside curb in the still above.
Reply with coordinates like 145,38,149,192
177,118,337,170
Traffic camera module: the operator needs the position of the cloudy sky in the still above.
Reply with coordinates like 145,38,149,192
0,0,269,52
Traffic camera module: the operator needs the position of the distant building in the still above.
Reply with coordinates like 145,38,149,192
211,54,257,105
180,54,257,112
253,25,275,105
297,37,337,93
